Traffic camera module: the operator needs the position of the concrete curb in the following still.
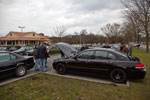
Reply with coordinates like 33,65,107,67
0,72,39,86
0,72,129,87
44,71,129,87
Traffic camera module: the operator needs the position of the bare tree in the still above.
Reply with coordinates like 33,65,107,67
122,0,150,52
101,23,121,43
53,25,67,42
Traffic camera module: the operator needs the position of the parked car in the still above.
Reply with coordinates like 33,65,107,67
26,49,34,56
13,47,33,55
0,51,34,78
0,47,7,51
111,44,121,51
53,42,146,83
7,46,19,51
134,43,140,47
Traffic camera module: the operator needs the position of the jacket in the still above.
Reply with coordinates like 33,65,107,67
33,48,39,59
38,45,47,59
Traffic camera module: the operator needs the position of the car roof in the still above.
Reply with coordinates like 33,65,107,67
0,51,10,53
86,47,115,52
82,48,128,58
0,51,23,57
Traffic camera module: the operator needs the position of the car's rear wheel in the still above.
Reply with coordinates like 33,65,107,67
56,63,67,75
15,65,26,77
110,68,127,83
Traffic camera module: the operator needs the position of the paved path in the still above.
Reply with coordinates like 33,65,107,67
140,44,150,50
0,54,129,86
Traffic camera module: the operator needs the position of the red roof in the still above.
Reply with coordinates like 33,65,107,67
0,31,49,41
8,31,36,36
0,37,49,41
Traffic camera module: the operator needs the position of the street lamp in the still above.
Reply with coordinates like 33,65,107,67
18,26,25,32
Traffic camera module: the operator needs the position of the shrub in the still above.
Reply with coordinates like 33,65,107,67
49,49,60,55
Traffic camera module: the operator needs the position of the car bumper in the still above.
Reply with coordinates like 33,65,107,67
26,63,35,70
128,68,146,79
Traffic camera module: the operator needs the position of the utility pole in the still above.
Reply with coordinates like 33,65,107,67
18,26,25,32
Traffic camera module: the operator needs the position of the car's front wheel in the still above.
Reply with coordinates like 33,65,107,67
110,68,127,83
56,63,67,75
15,65,26,77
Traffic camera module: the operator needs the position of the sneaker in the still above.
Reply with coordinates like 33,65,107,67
43,70,47,72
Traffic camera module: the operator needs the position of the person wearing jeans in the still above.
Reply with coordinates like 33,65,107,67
39,58,46,71
38,43,47,72
33,45,39,71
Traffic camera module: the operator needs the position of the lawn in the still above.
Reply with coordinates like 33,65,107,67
0,49,150,100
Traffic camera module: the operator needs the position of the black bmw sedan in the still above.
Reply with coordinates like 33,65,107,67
53,42,146,83
0,51,34,78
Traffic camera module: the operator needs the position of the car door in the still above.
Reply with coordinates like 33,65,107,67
91,50,117,75
67,50,95,71
0,52,17,75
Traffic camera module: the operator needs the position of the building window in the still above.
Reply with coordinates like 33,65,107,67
33,34,35,36
10,33,12,36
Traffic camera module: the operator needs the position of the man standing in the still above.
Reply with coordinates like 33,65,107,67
33,44,39,71
103,42,111,48
80,43,89,51
38,43,47,72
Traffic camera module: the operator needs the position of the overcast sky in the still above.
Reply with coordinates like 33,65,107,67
0,0,125,36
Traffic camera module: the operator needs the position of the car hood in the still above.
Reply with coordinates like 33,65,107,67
56,42,78,58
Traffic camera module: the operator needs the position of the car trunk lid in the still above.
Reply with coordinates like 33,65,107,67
56,42,78,58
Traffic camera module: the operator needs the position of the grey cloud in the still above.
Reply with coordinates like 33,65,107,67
0,0,124,36
65,0,123,13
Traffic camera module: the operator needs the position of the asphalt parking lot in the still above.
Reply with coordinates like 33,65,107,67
0,54,129,86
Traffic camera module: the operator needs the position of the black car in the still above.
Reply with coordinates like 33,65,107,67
53,42,146,83
0,51,34,78
13,47,33,55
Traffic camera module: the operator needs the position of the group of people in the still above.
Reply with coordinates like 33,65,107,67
33,43,49,72
103,42,129,53
80,42,129,53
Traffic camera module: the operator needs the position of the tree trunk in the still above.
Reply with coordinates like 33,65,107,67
146,32,149,52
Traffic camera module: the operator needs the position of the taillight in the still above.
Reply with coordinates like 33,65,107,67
136,64,144,69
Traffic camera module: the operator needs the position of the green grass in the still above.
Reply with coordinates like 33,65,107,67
0,49,150,100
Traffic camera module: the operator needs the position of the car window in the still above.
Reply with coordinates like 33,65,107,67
10,54,17,60
95,51,108,60
77,50,94,59
107,53,116,60
0,53,11,62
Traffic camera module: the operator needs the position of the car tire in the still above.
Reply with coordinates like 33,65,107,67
15,65,26,77
110,68,127,83
56,63,67,75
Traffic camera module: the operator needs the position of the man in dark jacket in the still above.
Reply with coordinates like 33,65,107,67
103,42,111,48
80,44,89,51
33,44,39,71
38,43,47,72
